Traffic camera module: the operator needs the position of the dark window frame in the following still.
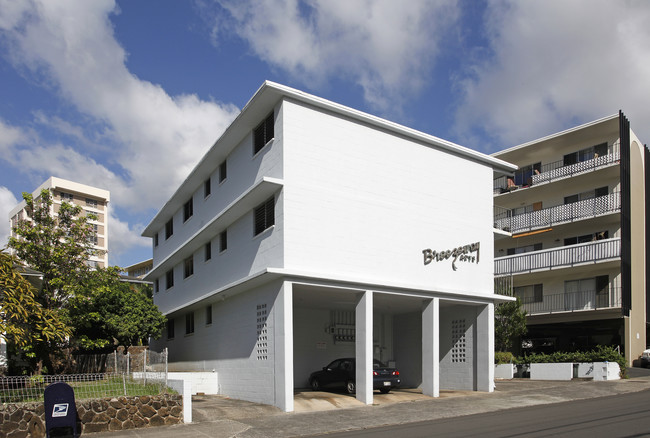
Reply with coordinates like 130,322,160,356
220,230,228,252
165,219,174,240
204,178,211,198
183,197,193,222
205,242,212,261
185,312,195,335
166,269,174,289
184,256,194,279
254,197,275,236
167,318,175,339
219,160,227,183
206,305,212,325
253,112,274,155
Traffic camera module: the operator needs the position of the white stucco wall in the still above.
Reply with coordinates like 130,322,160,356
281,99,495,296
439,305,477,391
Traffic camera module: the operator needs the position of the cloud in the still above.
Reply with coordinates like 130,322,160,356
210,0,460,112
453,0,650,152
107,212,150,265
0,186,18,249
0,0,240,212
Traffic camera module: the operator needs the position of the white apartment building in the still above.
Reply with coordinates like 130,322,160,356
8,177,110,268
144,81,516,411
492,112,648,365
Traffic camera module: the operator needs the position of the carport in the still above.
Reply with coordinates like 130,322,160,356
287,280,495,411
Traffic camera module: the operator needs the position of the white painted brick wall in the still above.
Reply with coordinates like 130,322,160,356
282,100,495,295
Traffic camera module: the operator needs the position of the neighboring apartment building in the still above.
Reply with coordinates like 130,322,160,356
124,259,153,279
8,177,110,268
492,112,648,365
144,81,516,411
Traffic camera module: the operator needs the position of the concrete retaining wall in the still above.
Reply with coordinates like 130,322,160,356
494,364,515,379
529,363,573,380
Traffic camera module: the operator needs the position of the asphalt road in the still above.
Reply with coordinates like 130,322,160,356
314,388,650,438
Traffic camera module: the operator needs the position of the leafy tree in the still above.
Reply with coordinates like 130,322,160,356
68,267,165,352
495,297,528,352
8,189,98,310
0,250,70,356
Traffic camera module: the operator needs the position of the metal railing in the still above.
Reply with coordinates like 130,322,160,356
0,349,168,404
494,238,620,275
494,192,620,233
520,287,621,315
493,145,620,194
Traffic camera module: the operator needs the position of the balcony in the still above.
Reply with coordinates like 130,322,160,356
494,192,620,233
494,146,620,194
494,238,620,276
520,287,621,315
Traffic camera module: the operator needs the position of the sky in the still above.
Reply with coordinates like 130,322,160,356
1,0,649,268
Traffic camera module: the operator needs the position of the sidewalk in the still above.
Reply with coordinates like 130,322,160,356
89,371,650,438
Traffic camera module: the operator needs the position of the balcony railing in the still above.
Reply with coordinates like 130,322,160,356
494,146,620,194
494,238,620,276
494,192,620,233
520,287,621,315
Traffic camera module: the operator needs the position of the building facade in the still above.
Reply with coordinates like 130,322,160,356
8,177,110,268
144,81,515,411
492,112,648,365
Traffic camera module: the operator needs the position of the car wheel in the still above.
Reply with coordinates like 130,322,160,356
345,381,355,394
311,378,320,391
379,388,390,394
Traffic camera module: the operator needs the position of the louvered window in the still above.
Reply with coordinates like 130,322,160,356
184,256,194,278
254,197,275,236
220,230,228,252
166,269,174,289
253,112,274,155
183,197,193,222
165,219,173,239
185,312,195,335
204,178,211,198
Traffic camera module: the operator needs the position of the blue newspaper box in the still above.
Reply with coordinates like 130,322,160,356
44,382,78,438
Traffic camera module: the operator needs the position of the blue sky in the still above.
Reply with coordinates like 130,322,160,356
1,0,649,268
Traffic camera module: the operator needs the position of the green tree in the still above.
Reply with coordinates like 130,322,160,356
68,267,165,352
0,250,70,356
495,297,528,352
8,190,98,310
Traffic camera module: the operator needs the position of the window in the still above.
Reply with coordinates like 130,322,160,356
85,198,98,208
514,284,543,303
166,269,174,289
204,178,211,198
185,312,195,335
165,219,174,239
205,242,212,261
563,143,608,166
254,197,275,236
184,256,194,279
206,305,212,325
564,230,608,246
61,192,73,201
154,233,159,247
513,162,541,186
89,233,98,245
183,197,193,222
154,278,159,293
219,160,227,183
253,112,274,155
220,230,227,252
564,187,608,204
507,243,542,255
167,318,175,339
451,319,466,363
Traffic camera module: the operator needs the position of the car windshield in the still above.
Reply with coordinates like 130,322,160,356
373,359,387,368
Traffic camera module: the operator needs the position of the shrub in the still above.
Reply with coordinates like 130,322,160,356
495,351,516,365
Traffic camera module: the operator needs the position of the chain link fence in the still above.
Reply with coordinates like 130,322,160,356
0,348,168,404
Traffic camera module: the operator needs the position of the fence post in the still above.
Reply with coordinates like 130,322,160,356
143,349,147,387
127,351,130,377
122,372,127,396
164,347,168,390
114,350,117,374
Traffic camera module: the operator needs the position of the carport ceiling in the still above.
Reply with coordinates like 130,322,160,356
292,284,454,315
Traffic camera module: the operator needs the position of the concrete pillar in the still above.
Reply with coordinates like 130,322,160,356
274,281,294,412
475,303,494,392
422,297,440,397
355,290,373,405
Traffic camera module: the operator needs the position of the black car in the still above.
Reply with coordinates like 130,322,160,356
308,358,401,394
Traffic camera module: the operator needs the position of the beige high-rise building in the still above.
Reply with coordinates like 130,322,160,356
8,177,110,268
492,112,648,366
